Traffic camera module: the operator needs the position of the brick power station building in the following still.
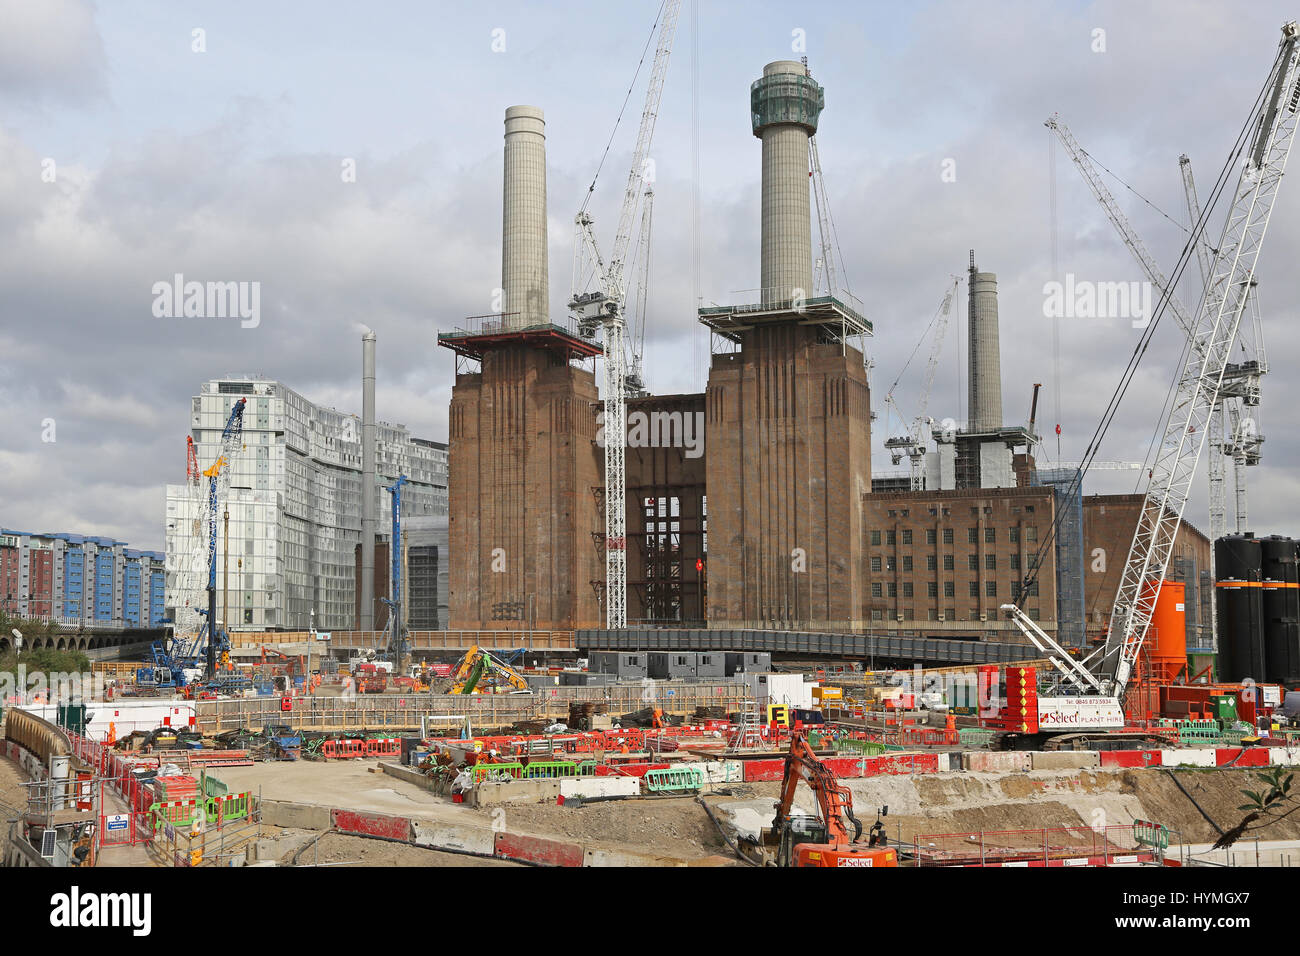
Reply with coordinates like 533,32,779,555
437,61,1212,654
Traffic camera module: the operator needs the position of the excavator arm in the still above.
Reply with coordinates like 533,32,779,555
772,732,862,845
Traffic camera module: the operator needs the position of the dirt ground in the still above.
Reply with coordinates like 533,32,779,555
269,829,520,867
0,757,28,813
489,794,730,859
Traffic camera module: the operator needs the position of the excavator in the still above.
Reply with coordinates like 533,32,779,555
443,645,531,695
768,731,897,867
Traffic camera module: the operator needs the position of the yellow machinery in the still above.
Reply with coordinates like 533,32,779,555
446,645,530,695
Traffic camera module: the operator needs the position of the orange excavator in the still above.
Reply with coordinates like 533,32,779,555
770,731,898,867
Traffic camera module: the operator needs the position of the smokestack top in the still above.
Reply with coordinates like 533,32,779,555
751,60,824,138
502,104,549,330
505,105,545,134
763,59,807,77
362,330,375,342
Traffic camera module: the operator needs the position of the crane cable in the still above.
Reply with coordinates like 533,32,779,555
577,0,667,217
1017,46,1282,611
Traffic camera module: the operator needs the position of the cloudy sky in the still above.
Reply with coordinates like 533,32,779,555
2,0,1298,552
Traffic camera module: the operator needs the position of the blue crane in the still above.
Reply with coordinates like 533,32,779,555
140,399,246,689
382,474,407,673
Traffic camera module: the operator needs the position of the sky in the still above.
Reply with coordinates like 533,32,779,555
1,0,1298,552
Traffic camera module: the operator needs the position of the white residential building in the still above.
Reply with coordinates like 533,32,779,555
164,378,448,631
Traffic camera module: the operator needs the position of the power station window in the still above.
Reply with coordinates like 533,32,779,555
926,529,937,545
967,528,978,544
902,530,913,545
985,582,998,597
903,557,913,572
984,528,997,544
944,582,955,597
871,557,882,572
888,584,897,598
903,583,914,598
871,583,882,598
870,530,881,546
943,529,954,544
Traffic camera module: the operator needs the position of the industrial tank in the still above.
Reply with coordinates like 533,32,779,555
1215,534,1265,682
1143,580,1186,683
1261,535,1300,686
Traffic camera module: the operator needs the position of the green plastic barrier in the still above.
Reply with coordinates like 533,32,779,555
644,767,704,793
834,738,887,756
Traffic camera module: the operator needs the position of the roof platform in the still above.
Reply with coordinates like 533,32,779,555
697,294,872,343
437,312,603,363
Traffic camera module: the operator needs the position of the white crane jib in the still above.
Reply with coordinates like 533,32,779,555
570,0,682,629
883,277,958,490
1005,22,1300,718
1102,21,1299,699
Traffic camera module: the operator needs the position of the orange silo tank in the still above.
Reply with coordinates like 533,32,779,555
1144,580,1187,683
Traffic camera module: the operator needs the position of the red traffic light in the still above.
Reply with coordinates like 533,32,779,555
696,559,704,572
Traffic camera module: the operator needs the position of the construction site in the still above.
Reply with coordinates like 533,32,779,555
6,6,1300,890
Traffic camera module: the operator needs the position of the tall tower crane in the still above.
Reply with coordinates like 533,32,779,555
382,474,408,674
882,277,960,489
570,0,681,629
626,184,655,397
1003,21,1300,726
1180,153,1267,534
1045,114,1265,551
194,397,247,679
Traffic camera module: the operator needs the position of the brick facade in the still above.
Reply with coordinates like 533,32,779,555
705,324,870,630
861,486,1059,642
447,345,602,630
1081,494,1213,647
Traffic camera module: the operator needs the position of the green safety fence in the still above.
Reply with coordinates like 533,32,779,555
1132,819,1170,850
958,729,998,749
472,760,595,782
150,793,251,828
644,767,704,793
834,738,887,756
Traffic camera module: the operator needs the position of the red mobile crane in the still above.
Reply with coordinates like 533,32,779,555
770,731,898,867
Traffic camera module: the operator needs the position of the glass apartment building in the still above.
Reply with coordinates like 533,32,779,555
164,377,448,631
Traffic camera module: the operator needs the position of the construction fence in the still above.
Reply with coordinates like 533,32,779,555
194,682,752,735
227,630,576,653
66,731,260,864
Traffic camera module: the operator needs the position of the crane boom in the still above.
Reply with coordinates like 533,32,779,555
1103,22,1300,697
882,278,958,489
570,0,682,629
1048,115,1268,553
198,397,246,678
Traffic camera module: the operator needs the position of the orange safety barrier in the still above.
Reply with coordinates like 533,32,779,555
363,738,400,758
